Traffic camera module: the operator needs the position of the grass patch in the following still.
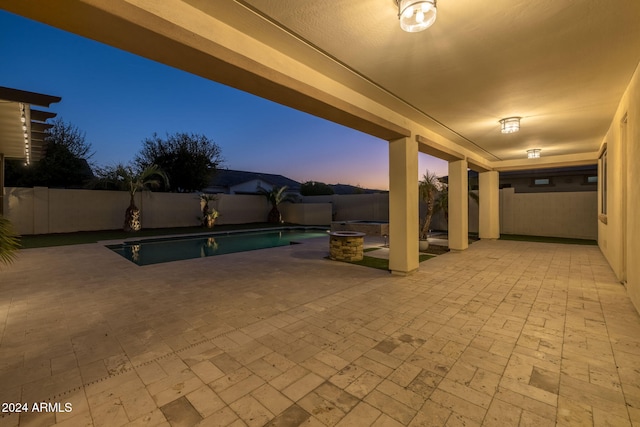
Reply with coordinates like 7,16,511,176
19,223,297,249
422,244,449,255
499,234,597,245
347,253,435,271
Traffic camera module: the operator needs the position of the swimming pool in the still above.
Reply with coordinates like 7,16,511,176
107,228,328,266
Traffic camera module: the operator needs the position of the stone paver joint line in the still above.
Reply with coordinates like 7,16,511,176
0,239,638,426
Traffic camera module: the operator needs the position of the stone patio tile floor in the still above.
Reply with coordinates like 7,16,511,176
1,235,639,426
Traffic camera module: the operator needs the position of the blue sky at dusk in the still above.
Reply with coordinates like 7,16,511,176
0,10,446,190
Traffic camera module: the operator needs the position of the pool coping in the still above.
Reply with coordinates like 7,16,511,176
98,225,331,246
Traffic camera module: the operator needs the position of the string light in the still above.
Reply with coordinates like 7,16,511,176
19,103,30,165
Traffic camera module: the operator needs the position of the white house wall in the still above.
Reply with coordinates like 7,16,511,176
599,61,640,311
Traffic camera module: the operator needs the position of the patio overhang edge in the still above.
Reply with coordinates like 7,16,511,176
0,86,61,107
494,151,599,172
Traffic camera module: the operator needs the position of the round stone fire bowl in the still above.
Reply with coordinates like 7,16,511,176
329,231,365,262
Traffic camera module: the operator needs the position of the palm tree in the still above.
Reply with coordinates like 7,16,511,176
433,182,479,222
0,215,20,268
199,194,219,228
259,185,297,223
419,171,442,241
114,164,169,232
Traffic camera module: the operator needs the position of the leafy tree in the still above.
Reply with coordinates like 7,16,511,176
4,118,93,188
259,185,297,223
135,132,223,193
300,181,334,196
46,118,94,159
0,215,20,268
28,143,88,187
4,159,30,187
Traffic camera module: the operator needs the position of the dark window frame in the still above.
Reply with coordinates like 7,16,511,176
584,175,598,185
600,150,607,215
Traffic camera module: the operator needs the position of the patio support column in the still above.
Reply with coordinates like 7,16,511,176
448,159,468,251
0,153,4,216
389,136,419,275
479,170,500,239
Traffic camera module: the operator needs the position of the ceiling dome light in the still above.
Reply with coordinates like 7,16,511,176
500,117,520,134
396,0,437,32
527,149,541,159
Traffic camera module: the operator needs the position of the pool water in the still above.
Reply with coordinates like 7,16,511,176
107,228,328,266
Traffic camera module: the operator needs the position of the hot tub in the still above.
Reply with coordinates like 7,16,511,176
330,220,389,237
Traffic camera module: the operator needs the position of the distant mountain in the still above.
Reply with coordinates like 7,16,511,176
329,183,387,195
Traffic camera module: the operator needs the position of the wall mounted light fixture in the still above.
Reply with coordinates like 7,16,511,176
396,0,437,32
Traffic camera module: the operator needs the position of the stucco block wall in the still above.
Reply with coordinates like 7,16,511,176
501,188,597,239
47,188,131,233
5,187,128,234
214,194,269,225
599,61,640,312
302,194,390,221
139,192,201,229
4,186,597,240
5,187,35,234
5,187,197,234
3,189,271,234
280,202,332,225
428,192,480,234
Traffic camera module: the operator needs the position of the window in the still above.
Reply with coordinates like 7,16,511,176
532,178,552,186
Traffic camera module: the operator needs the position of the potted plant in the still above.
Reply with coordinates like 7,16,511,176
419,171,441,251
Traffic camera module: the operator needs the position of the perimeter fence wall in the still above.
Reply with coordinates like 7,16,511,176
4,187,596,239
4,188,274,234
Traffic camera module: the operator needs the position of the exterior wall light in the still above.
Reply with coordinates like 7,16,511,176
396,0,437,32
500,117,521,133
527,149,541,159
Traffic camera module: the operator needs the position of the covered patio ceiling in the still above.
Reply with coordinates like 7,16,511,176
2,1,639,170
0,86,60,163
189,0,640,168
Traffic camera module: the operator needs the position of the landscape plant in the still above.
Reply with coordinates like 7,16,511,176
94,163,168,232
259,185,297,223
199,194,219,228
419,170,442,242
433,181,479,222
121,165,168,232
0,215,20,268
